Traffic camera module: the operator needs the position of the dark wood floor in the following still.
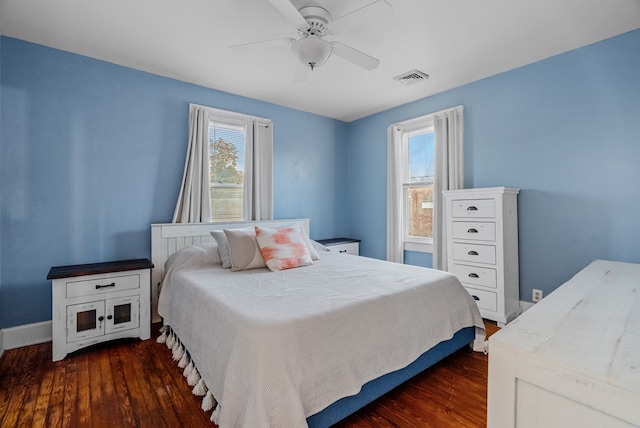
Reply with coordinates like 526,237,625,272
0,321,498,428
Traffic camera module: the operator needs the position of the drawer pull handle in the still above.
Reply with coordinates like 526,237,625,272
467,228,478,233
466,206,478,211
472,295,480,301
339,249,347,253
468,273,479,278
468,250,479,256
95,282,116,290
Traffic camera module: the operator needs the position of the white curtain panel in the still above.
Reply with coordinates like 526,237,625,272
432,106,464,271
386,125,405,263
248,119,273,221
172,105,212,223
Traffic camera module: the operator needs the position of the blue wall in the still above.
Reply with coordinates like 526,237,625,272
0,37,349,329
2,29,640,329
348,29,640,301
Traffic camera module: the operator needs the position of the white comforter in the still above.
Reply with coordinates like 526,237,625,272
159,248,484,428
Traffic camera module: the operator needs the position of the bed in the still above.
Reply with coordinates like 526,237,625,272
151,219,485,427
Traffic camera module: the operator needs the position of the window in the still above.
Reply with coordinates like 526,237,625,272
404,128,435,242
172,104,273,224
209,120,246,221
387,106,463,266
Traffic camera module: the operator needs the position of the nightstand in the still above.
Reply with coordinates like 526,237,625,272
316,238,361,255
48,258,153,361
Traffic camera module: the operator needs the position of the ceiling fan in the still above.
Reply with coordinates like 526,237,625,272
230,0,392,81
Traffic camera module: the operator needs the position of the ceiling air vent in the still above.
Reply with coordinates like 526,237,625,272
393,69,429,86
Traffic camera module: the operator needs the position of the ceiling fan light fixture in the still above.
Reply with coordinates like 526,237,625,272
291,36,333,70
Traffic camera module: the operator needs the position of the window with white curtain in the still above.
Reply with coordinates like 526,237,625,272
172,104,273,224
387,106,463,268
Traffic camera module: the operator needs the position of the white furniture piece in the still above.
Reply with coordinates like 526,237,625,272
443,187,520,326
48,259,153,362
488,259,640,427
316,237,360,255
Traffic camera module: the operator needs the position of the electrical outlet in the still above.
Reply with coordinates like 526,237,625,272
532,289,543,302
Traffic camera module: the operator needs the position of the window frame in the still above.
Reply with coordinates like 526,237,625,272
208,117,249,222
398,119,435,254
202,105,272,223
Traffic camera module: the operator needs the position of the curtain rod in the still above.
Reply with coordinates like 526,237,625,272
189,103,271,124
389,105,463,130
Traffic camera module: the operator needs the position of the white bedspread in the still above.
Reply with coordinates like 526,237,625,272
159,250,484,428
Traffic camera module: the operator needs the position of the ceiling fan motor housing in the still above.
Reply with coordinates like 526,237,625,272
298,6,331,37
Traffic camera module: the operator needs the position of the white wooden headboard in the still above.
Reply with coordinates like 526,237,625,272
150,219,310,322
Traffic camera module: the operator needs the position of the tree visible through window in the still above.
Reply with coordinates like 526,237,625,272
209,122,245,221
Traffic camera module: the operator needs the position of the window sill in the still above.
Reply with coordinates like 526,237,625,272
404,240,433,254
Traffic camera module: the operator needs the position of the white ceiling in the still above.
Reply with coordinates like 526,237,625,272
1,0,639,122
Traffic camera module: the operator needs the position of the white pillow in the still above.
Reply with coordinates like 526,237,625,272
164,242,221,271
210,230,232,269
223,228,268,271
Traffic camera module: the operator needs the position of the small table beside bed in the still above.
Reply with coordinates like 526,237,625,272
151,219,485,427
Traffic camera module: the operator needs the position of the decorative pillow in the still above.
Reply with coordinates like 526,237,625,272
223,228,268,272
255,226,313,271
284,224,320,260
210,230,232,269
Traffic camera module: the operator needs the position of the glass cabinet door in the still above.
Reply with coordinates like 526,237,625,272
105,296,139,334
67,300,105,342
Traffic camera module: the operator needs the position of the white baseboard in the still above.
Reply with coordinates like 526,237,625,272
1,320,52,351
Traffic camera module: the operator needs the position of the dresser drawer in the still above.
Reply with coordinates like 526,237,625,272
464,286,497,312
327,242,359,255
453,243,496,265
451,199,495,218
452,221,496,241
452,263,497,288
66,273,140,299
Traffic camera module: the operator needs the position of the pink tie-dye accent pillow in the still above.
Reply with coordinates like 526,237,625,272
255,226,313,271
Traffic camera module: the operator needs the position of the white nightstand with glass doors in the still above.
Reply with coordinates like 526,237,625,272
48,258,153,361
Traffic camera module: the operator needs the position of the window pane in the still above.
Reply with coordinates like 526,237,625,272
406,130,435,239
76,309,97,332
113,303,131,325
209,122,245,221
407,185,433,238
408,132,434,184
210,186,243,221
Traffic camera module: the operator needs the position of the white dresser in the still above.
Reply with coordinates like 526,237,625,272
488,260,640,427
443,187,520,326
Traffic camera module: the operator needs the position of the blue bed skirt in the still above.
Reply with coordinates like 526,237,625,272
306,326,475,428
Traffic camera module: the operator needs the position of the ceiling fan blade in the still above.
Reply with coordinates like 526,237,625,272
267,0,308,28
293,62,309,83
229,38,295,53
329,0,392,34
331,41,380,70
